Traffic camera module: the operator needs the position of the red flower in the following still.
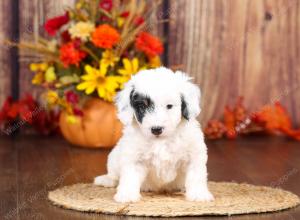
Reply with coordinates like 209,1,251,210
33,109,60,135
7,102,19,119
18,94,37,124
44,12,69,36
0,97,16,122
0,97,12,121
99,15,112,22
19,104,33,124
134,16,145,26
59,41,87,67
73,108,84,117
0,95,59,135
224,106,237,139
120,11,130,18
135,32,163,58
91,24,120,49
99,0,113,11
21,94,36,110
65,91,79,104
61,30,71,43
0,109,4,122
0,95,37,124
120,12,144,26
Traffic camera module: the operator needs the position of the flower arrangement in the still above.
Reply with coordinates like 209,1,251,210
204,97,300,141
0,95,59,135
10,0,164,122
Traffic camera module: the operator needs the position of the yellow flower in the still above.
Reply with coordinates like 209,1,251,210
118,58,141,77
76,63,120,102
117,17,125,27
32,72,44,85
75,2,83,9
149,56,161,68
46,91,59,105
117,58,145,88
58,99,73,114
30,62,48,72
68,21,95,42
66,114,79,124
45,66,57,83
100,50,119,67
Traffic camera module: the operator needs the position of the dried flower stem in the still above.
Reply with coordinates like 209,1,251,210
99,8,113,18
37,37,49,46
5,40,60,62
80,45,99,62
136,0,146,15
89,0,100,22
121,0,137,38
116,21,146,56
111,0,120,19
117,0,163,56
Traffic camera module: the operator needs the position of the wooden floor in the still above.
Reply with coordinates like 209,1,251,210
0,135,299,220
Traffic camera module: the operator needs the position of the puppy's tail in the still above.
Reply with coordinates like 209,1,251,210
94,174,118,187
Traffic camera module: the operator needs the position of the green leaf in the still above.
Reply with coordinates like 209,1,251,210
59,75,80,85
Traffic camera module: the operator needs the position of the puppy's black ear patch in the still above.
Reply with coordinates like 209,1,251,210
129,88,135,105
130,89,154,123
181,95,189,120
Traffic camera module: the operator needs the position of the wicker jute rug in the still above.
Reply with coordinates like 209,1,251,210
48,182,299,217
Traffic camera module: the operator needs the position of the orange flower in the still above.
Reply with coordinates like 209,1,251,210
59,41,86,67
135,32,163,58
91,24,120,49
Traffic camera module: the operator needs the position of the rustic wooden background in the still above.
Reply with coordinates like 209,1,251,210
0,0,300,126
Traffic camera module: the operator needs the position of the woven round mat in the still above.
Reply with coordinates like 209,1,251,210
48,182,299,217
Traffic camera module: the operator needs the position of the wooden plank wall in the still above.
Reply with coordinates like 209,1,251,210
168,0,300,125
19,0,75,98
0,1,14,105
0,0,300,126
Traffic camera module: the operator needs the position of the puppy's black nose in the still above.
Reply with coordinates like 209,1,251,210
151,126,163,136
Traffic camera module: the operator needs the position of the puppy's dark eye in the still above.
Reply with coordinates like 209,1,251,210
166,104,173,109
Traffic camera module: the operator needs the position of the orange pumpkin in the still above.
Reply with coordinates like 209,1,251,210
59,98,123,148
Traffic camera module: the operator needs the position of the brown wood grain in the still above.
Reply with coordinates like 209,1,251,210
0,1,13,105
168,0,300,125
0,135,300,219
0,137,17,220
18,0,75,100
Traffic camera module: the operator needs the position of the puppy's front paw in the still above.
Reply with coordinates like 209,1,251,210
114,191,141,203
186,188,214,202
94,175,117,187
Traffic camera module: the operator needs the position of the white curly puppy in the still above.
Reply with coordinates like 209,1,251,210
94,67,214,203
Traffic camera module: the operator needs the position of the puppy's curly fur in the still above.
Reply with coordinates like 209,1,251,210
94,67,214,203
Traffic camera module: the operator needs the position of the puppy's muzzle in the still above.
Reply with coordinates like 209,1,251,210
151,126,164,136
